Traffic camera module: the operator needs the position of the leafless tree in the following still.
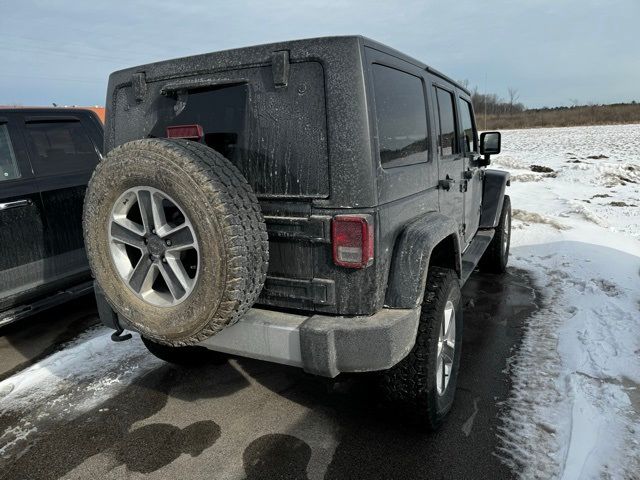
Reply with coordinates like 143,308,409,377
507,87,520,114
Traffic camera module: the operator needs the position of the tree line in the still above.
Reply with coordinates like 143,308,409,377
459,80,640,129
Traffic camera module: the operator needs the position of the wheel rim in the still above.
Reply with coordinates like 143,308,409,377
108,186,199,307
502,209,511,257
436,300,456,396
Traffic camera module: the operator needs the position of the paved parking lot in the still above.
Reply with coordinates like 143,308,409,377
0,269,538,480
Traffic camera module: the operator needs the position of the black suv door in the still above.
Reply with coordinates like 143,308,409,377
0,114,48,311
21,113,101,287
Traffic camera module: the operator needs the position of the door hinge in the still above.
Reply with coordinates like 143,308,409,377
460,223,466,236
272,50,290,88
131,72,147,102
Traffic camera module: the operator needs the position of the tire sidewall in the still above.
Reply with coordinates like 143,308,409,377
424,274,463,423
498,196,512,270
84,143,233,343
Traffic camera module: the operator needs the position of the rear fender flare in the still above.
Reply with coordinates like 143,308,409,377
385,212,461,309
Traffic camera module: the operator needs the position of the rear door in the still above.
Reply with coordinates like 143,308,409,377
147,63,330,311
0,114,48,310
21,114,101,286
431,82,465,241
458,96,482,243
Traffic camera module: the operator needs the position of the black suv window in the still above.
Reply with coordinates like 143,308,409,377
434,87,459,157
0,124,20,182
372,64,428,166
24,121,98,176
459,98,477,153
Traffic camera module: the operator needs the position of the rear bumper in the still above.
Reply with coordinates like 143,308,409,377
199,306,420,377
94,284,420,378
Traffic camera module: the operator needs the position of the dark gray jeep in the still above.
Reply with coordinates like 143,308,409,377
85,36,511,429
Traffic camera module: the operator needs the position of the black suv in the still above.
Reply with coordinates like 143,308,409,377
0,108,103,326
87,36,511,428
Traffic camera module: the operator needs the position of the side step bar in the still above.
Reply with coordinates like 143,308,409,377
0,280,94,328
460,229,494,284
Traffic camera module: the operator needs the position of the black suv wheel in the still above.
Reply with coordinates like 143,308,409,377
380,267,463,430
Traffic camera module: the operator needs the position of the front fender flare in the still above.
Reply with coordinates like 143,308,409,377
385,212,461,309
480,169,510,229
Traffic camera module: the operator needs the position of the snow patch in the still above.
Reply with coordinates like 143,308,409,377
512,209,569,230
0,327,160,459
494,125,640,479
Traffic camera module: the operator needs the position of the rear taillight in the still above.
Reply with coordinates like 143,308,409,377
166,124,203,141
331,215,374,269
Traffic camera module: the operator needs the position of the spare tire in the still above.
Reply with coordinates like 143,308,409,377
83,138,268,346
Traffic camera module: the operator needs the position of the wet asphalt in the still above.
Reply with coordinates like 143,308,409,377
0,269,539,480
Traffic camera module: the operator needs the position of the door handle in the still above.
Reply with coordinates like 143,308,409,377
0,199,32,211
438,176,456,191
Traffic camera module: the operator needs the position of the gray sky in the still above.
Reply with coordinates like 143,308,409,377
1,0,638,108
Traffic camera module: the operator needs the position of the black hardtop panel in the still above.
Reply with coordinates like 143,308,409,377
360,37,471,95
105,36,378,207
107,36,364,84
105,35,468,207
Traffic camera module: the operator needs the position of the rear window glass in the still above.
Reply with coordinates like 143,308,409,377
163,84,247,162
149,62,329,198
24,121,98,176
0,124,20,181
434,87,459,156
372,64,428,166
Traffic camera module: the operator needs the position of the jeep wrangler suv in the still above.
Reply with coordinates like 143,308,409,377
86,36,511,429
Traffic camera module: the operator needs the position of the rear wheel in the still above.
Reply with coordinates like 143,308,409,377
479,195,511,273
380,267,463,430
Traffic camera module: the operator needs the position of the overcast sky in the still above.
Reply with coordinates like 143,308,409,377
1,0,637,108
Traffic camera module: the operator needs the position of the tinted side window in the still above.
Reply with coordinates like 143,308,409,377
434,87,459,156
0,124,20,182
459,99,477,153
372,64,428,166
24,121,98,176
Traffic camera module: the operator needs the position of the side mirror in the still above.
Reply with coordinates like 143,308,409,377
480,131,501,155
478,131,501,166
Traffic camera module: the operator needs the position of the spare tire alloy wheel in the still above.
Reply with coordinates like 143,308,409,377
109,186,199,307
84,138,268,346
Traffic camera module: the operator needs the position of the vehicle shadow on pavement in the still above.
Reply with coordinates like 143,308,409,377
236,268,539,480
1,359,249,479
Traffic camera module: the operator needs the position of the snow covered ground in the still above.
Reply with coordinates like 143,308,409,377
492,124,640,479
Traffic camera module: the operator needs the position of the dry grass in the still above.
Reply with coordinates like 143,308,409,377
477,103,640,130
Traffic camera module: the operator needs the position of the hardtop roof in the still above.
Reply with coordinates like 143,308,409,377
109,35,470,95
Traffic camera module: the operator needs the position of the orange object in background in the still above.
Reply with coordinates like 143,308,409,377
0,105,105,123
82,106,105,123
